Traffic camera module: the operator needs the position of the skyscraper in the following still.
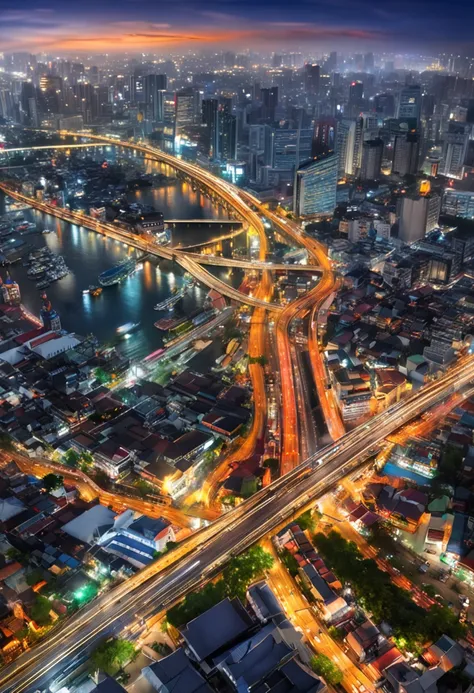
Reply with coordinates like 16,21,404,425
364,52,375,71
39,74,63,115
392,131,420,176
398,194,441,244
312,118,336,156
269,127,313,172
348,81,364,116
335,118,362,177
397,85,421,125
202,98,219,158
175,89,195,128
260,87,278,120
219,106,237,161
293,151,338,218
360,138,384,180
374,93,396,118
441,123,469,179
304,64,320,96
143,74,167,122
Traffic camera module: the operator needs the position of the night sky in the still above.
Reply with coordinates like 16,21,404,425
0,0,473,54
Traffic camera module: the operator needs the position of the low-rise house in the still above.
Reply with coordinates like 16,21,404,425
143,648,213,693
346,620,381,662
180,597,254,673
423,635,464,672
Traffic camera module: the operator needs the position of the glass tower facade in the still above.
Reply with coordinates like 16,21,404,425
293,151,338,218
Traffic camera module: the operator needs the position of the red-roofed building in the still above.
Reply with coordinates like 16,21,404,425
371,647,404,675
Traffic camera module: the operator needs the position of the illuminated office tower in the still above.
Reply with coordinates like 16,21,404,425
441,124,469,179
175,89,194,128
397,85,421,125
312,118,336,156
293,151,338,218
143,74,167,122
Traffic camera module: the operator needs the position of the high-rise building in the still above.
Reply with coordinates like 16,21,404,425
374,93,396,118
360,138,383,180
293,151,338,218
335,118,362,177
130,67,145,103
219,107,237,161
269,127,313,172
202,98,219,158
364,52,375,71
162,91,177,152
304,64,320,96
312,118,336,156
39,74,63,115
397,85,421,124
143,74,167,122
398,194,441,244
392,131,420,176
348,81,364,115
441,124,469,179
0,89,14,120
260,87,278,120
442,188,474,219
175,89,194,128
327,52,337,72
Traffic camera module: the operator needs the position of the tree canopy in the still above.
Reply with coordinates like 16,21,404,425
90,638,136,676
43,473,63,492
295,510,317,533
167,546,273,627
313,530,466,650
310,654,343,685
31,595,53,627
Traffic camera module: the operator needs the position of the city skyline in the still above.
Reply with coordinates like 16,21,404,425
1,0,474,54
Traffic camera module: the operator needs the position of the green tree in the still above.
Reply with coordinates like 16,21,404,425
135,479,154,497
167,546,273,627
63,449,80,468
280,548,299,577
26,569,44,586
31,595,53,626
328,625,344,642
94,367,111,385
295,510,317,533
310,654,343,685
313,530,466,648
368,522,396,555
43,473,63,492
90,638,136,676
223,546,273,600
5,547,27,564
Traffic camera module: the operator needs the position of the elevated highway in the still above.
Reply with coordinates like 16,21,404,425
0,183,283,313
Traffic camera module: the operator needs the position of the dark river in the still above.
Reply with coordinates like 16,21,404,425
0,149,245,370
